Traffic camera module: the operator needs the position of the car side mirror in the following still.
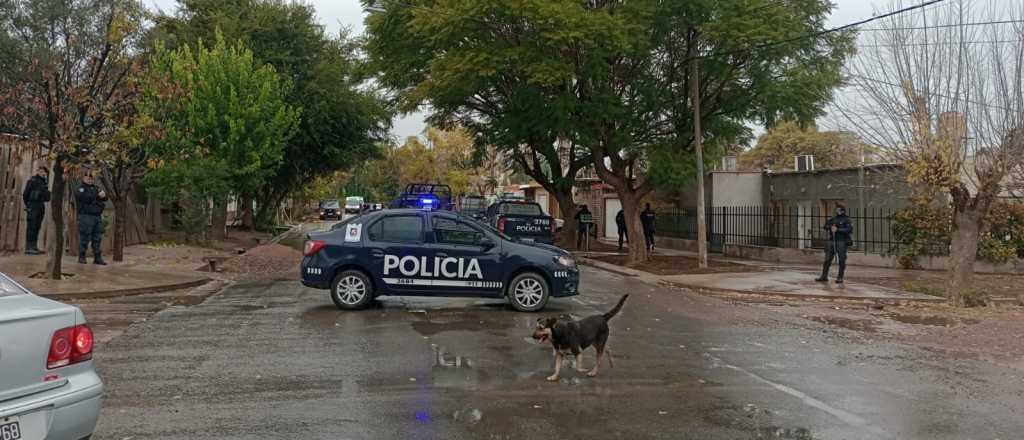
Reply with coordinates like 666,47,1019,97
479,238,495,249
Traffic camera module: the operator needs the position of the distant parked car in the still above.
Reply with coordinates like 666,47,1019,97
0,272,103,440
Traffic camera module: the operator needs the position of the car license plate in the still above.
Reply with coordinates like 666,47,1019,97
0,418,21,440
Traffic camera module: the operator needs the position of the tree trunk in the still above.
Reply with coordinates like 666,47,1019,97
553,189,578,249
112,197,127,262
210,199,228,240
618,190,647,266
947,208,982,306
240,193,254,230
47,156,66,280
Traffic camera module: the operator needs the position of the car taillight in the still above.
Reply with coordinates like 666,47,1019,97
304,240,326,256
497,218,506,232
48,325,93,369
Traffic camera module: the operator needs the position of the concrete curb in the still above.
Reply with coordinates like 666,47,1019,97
36,278,212,301
578,256,947,305
657,279,946,304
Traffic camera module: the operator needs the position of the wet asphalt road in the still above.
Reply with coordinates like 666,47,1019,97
90,270,1024,439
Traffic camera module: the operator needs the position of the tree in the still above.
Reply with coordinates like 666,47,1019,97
839,1,1024,306
153,0,392,229
140,35,299,242
364,1,852,260
363,0,593,247
0,0,145,278
740,121,871,171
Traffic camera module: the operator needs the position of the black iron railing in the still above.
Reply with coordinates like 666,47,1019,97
658,206,903,255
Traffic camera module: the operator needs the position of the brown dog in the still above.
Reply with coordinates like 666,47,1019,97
532,294,628,381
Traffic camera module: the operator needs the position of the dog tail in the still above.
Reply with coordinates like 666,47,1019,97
603,294,629,321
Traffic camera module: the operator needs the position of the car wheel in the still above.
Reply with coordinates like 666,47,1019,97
507,272,550,312
330,270,374,310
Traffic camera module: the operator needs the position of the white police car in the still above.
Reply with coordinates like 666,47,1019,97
300,209,580,312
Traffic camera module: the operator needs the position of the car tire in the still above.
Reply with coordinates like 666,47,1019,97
507,272,550,312
330,270,374,310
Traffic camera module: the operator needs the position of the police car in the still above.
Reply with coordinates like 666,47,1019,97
300,209,580,312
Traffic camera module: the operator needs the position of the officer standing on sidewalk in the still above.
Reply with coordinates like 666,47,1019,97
615,209,628,251
640,203,656,253
75,174,108,265
575,204,593,249
22,166,50,255
816,205,853,284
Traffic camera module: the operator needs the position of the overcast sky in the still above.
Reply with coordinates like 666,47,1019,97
145,0,943,142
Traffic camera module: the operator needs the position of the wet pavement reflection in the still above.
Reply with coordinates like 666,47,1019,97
90,263,1024,440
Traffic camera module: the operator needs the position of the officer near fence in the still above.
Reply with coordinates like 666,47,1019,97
22,166,50,255
816,205,853,284
75,174,108,265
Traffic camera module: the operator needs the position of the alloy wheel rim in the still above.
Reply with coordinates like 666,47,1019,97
337,276,367,305
513,278,543,308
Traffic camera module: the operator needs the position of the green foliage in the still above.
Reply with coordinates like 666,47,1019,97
154,0,393,218
892,199,1024,267
139,34,299,205
740,121,872,171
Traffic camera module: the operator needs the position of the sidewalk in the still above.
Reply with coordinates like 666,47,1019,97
0,254,210,300
578,242,943,303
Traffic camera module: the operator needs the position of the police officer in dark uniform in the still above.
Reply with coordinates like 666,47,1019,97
22,166,50,255
816,205,853,284
640,203,656,253
75,174,108,265
574,204,592,249
615,209,628,251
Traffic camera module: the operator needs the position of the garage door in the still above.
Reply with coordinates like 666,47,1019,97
603,198,621,240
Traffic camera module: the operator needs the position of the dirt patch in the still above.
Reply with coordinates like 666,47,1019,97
219,243,302,281
592,255,759,276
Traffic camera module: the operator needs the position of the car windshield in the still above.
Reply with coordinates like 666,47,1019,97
480,221,514,241
345,197,362,206
0,273,26,297
499,203,543,216
461,198,486,210
323,201,340,209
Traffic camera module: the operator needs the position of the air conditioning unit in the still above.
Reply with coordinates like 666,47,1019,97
795,155,815,171
720,156,737,172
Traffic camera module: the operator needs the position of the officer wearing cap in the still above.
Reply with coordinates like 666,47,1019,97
75,174,108,265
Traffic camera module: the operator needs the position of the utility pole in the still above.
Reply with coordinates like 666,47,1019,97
691,40,708,269
858,142,866,254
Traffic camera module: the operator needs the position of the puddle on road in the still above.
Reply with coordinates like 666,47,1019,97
884,313,979,327
808,316,879,333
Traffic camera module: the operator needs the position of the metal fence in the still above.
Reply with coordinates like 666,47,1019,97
659,206,904,255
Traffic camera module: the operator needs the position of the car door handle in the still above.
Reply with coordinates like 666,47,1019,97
370,250,384,258
436,253,448,258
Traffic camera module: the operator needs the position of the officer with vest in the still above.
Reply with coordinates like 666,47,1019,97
816,205,853,284
75,174,108,265
22,166,50,255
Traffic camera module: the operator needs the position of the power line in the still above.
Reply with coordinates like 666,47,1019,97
860,19,1024,32
692,0,949,60
844,73,1014,112
859,39,1022,48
